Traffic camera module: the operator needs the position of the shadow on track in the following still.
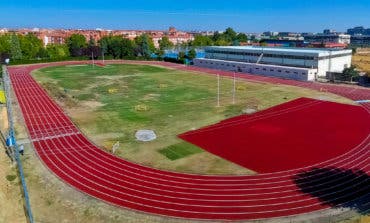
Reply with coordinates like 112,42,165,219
293,167,370,214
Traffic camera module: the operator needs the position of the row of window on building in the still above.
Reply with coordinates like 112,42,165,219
206,50,316,60
198,60,313,76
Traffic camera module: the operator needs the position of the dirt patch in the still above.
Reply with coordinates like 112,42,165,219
41,82,78,108
142,93,160,101
0,106,27,223
0,149,27,223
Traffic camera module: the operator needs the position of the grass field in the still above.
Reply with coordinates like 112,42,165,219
32,64,353,175
353,53,370,76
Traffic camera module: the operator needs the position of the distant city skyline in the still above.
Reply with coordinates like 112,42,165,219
1,0,370,32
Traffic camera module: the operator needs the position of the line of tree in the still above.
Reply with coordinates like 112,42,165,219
0,27,247,64
188,27,248,47
0,32,70,62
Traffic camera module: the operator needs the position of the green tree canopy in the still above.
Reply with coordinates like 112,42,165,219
88,36,96,47
236,33,248,42
135,34,155,58
19,33,43,59
342,66,359,81
159,36,174,50
0,34,11,54
66,34,87,57
121,38,136,58
187,48,197,60
109,36,124,58
9,34,23,60
223,27,237,42
191,35,213,47
46,44,70,59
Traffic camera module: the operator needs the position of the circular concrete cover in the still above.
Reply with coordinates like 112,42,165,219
135,130,157,142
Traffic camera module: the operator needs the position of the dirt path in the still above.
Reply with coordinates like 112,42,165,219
0,106,27,223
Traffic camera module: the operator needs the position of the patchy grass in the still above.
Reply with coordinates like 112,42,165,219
159,143,203,160
32,64,353,175
5,174,16,182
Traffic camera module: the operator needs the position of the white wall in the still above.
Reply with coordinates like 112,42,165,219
194,59,317,81
317,55,352,77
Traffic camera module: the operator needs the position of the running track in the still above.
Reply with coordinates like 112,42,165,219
8,61,370,221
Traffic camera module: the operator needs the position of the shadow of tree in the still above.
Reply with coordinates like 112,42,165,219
293,167,370,214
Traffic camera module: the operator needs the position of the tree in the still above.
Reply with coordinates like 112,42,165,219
236,33,248,42
0,34,11,55
121,38,135,58
156,49,165,60
99,36,109,56
187,48,197,60
9,34,23,60
88,36,96,47
191,35,213,47
84,46,101,59
159,36,174,50
109,36,124,58
134,34,155,58
19,33,43,59
342,66,359,81
214,39,230,46
46,44,70,59
66,34,87,57
212,32,222,42
232,40,240,46
178,51,186,61
223,27,237,42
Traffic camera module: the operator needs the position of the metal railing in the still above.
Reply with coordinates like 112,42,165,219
3,65,34,223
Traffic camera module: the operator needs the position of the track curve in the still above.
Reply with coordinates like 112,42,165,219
8,61,370,221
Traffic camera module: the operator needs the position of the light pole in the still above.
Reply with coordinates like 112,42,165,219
217,74,220,107
232,72,236,104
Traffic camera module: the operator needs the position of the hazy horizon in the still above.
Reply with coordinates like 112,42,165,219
1,0,370,33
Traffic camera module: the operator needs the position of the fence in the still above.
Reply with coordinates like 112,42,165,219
3,65,34,223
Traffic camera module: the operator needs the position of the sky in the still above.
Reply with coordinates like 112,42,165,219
1,0,370,32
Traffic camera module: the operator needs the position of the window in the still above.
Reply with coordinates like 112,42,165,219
278,70,282,72
263,68,267,71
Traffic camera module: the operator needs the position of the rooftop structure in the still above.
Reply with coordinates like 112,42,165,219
347,26,370,36
303,34,351,44
194,46,352,81
350,35,370,47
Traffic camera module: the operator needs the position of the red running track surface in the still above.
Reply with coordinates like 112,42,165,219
179,98,370,173
8,61,370,221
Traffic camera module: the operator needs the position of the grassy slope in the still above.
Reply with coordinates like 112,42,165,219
32,64,352,175
353,54,370,77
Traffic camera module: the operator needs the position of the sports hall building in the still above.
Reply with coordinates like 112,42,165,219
193,46,352,81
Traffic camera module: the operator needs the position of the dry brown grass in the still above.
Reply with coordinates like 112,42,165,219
352,54,370,77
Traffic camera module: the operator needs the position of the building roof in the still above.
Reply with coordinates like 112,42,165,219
205,46,352,56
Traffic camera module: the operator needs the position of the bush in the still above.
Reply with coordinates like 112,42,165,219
163,57,185,64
